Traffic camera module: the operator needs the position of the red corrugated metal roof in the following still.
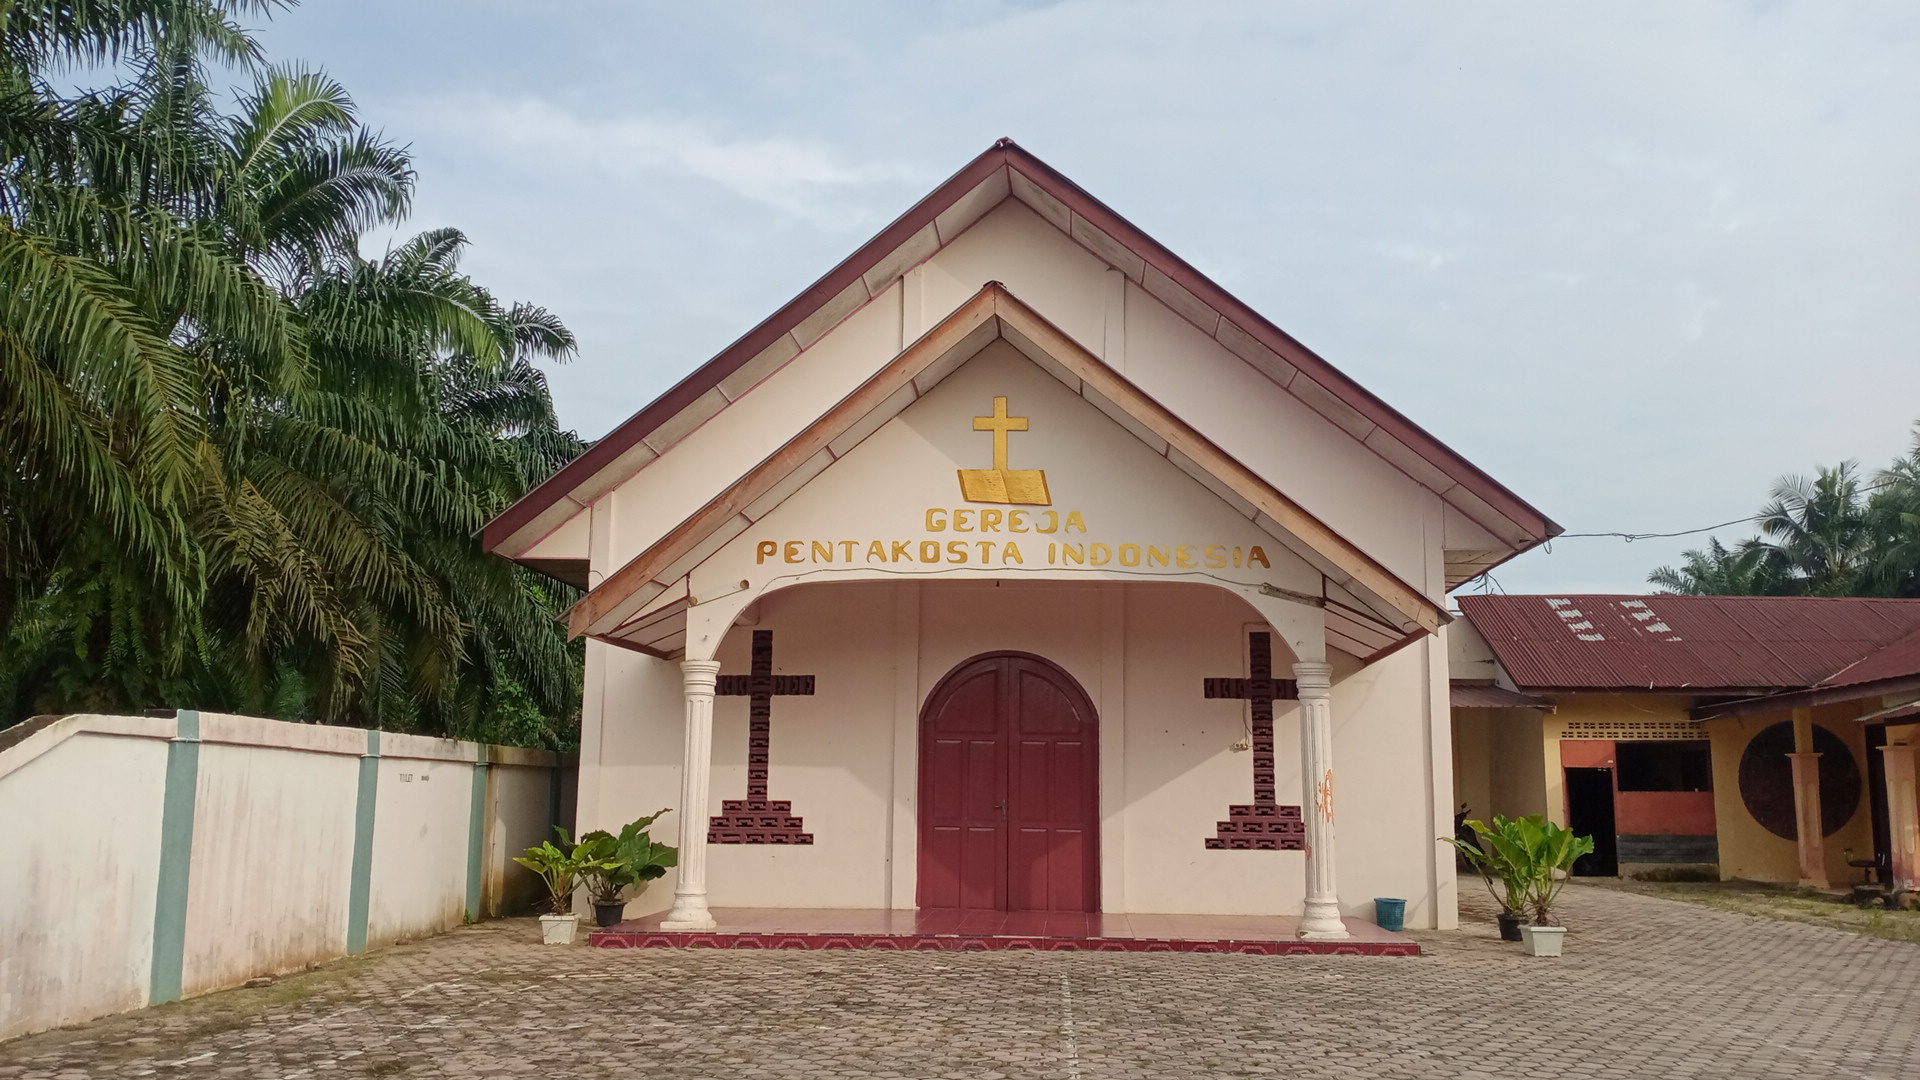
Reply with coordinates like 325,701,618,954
1824,624,1920,688
1456,595,1920,692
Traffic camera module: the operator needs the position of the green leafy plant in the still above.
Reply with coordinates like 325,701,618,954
1517,816,1596,927
512,827,611,915
575,810,677,906
1440,814,1595,925
1440,815,1533,917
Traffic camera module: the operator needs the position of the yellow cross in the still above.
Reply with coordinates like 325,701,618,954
972,396,1028,471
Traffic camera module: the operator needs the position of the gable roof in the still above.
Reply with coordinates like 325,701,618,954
572,283,1448,663
1457,593,1920,694
483,138,1559,586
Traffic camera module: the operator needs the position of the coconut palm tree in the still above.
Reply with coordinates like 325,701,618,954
1651,448,1920,600
1747,463,1880,596
1870,433,1920,598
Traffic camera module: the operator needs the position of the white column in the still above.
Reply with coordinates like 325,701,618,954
1294,660,1348,939
661,659,723,930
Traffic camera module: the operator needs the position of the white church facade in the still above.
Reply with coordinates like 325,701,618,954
483,140,1557,942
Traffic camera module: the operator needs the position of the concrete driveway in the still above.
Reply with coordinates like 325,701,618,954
2,882,1914,1079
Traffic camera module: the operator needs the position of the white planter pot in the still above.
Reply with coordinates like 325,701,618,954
540,913,580,945
1522,925,1566,957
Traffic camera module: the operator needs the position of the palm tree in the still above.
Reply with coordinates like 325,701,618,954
1,1,296,705
1647,537,1782,596
1651,448,1920,600
1749,463,1879,596
1870,432,1920,598
2,2,583,742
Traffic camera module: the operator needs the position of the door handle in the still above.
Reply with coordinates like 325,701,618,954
996,799,1008,820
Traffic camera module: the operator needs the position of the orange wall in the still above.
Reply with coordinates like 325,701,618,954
1616,792,1716,836
1557,738,1716,835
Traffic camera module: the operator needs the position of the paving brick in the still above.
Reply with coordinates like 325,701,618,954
2,883,1916,1077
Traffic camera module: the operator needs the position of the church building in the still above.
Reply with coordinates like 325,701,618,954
483,140,1559,946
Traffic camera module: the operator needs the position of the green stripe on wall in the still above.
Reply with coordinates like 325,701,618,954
149,710,201,1006
465,745,489,921
345,729,380,955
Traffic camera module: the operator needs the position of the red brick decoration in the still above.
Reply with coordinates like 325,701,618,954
590,931,1416,957
710,630,814,844
1204,632,1306,851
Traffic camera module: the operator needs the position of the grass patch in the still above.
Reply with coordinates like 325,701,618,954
1586,878,1920,944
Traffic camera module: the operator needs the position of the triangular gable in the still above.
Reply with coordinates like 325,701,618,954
569,283,1446,661
484,139,1559,588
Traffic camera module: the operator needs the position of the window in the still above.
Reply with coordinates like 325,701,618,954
1616,741,1713,792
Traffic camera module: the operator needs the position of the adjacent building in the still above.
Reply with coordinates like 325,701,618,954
1452,593,1920,895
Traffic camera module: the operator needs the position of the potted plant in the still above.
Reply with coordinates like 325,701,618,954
513,830,600,945
1440,815,1533,941
576,810,678,928
1515,816,1595,958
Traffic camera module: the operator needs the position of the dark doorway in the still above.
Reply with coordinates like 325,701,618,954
917,652,1100,912
1565,767,1619,876
1867,724,1891,882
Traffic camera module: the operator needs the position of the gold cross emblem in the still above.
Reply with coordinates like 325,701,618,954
957,396,1051,505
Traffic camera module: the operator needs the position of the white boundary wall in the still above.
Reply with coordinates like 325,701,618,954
0,711,575,1041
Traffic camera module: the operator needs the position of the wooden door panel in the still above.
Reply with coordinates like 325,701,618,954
1049,827,1088,911
1008,656,1099,911
920,652,1099,913
958,825,1002,909
1046,739,1090,823
920,826,960,909
1014,669,1081,732
919,663,1007,910
963,738,1000,820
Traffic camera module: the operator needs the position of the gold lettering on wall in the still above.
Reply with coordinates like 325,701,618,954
749,509,1273,575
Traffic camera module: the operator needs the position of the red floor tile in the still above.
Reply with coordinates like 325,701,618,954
594,908,1418,956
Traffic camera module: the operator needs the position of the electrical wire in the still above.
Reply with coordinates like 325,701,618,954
1455,476,1903,594
1546,478,1898,546
1554,514,1759,543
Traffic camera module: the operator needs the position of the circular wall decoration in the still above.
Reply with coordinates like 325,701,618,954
1737,721,1862,840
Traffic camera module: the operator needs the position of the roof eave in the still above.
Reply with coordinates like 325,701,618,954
1692,673,1920,722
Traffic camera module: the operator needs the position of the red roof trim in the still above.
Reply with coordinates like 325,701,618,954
485,139,1559,555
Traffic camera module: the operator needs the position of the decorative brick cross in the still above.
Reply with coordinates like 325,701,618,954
709,630,814,844
1203,631,1306,850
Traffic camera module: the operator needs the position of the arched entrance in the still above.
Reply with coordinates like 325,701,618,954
917,652,1100,912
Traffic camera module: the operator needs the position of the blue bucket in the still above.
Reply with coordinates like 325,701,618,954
1373,897,1407,932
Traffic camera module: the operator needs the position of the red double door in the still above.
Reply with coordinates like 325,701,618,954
917,652,1100,912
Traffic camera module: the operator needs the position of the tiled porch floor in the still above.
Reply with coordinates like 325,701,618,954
590,907,1418,955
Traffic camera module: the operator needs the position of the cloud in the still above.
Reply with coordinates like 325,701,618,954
1384,244,1460,271
399,95,930,227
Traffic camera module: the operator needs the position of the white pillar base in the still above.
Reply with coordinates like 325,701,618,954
1298,897,1349,940
660,893,717,931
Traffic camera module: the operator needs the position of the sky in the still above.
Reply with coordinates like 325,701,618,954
243,1,1919,595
